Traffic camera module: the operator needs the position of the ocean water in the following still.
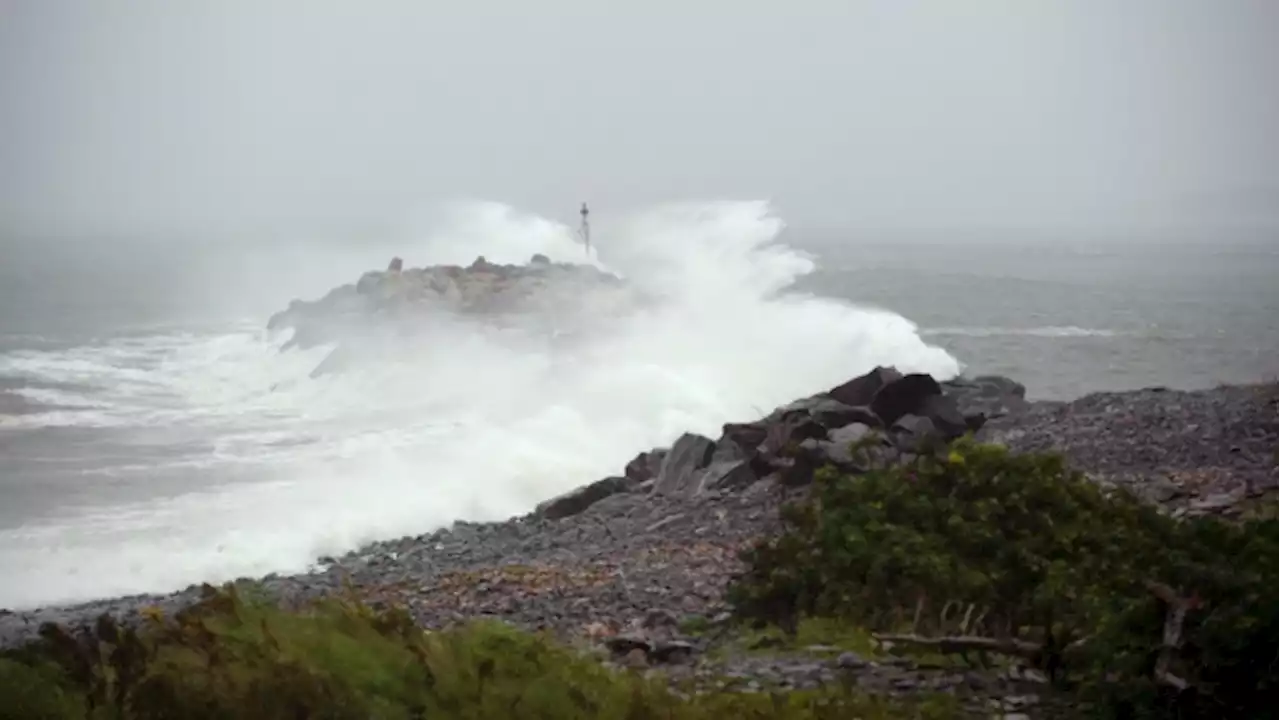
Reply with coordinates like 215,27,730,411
0,202,1275,610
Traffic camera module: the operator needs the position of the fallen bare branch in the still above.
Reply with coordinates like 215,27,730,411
1145,579,1197,693
938,600,955,627
971,606,990,633
1144,580,1180,606
1156,669,1189,691
873,633,1041,660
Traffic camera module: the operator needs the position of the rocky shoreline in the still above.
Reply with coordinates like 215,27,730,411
2,364,1275,715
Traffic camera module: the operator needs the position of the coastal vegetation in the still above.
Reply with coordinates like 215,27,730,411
728,438,1277,718
0,584,957,720
1,438,1272,719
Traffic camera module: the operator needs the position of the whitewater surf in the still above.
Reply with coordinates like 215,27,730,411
0,201,960,610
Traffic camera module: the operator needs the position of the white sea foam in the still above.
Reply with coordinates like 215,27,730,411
0,200,959,609
923,325,1121,338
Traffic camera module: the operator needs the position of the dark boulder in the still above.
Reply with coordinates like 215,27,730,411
870,373,943,427
697,458,759,493
721,422,769,453
624,449,667,484
694,437,760,493
387,257,404,272
762,416,827,455
536,476,632,520
769,452,824,487
829,366,903,407
918,393,970,438
771,395,882,429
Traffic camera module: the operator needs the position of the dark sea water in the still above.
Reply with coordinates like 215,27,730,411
797,227,1278,399
0,214,1275,610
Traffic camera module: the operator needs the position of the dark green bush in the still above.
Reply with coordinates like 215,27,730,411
0,584,961,720
728,438,1277,719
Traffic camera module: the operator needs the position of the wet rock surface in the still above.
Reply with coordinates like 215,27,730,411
267,254,639,375
2,368,1275,715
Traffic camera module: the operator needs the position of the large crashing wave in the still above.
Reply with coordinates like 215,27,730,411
0,200,960,609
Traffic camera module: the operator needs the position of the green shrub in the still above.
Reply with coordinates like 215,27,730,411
727,439,1277,719
0,657,85,720
0,584,962,720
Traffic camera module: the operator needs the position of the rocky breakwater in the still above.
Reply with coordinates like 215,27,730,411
266,254,637,376
534,367,1024,522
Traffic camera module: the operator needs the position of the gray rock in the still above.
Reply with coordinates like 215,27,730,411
836,651,870,669
642,608,680,629
816,423,876,466
687,438,760,494
773,395,883,430
644,513,686,533
769,453,823,487
651,639,696,664
720,422,769,453
604,634,651,656
811,402,882,430
891,414,940,452
651,433,716,495
696,460,758,494
536,476,632,520
942,375,1029,424
761,417,827,455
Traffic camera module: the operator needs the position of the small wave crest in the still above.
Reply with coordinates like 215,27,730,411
923,325,1121,339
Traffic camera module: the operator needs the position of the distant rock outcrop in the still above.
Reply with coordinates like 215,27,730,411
267,254,637,375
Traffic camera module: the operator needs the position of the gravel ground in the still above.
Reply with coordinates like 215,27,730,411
979,382,1278,514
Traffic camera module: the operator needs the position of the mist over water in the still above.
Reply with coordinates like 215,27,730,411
0,201,961,610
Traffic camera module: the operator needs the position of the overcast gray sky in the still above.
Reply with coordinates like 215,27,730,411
0,0,1275,239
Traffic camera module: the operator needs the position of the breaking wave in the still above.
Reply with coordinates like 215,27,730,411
0,200,959,609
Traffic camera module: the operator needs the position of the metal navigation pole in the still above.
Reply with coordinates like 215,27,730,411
579,202,590,256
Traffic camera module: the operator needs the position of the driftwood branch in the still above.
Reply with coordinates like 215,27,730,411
873,633,1041,660
938,600,955,627
870,581,1203,694
1145,580,1198,691
911,596,925,632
